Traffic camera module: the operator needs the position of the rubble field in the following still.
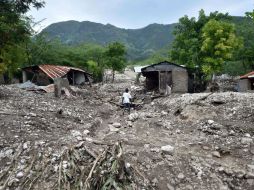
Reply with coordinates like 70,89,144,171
0,73,254,190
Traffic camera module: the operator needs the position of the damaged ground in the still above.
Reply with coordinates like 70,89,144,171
0,71,254,190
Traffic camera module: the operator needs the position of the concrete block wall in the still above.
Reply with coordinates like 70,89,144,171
172,70,188,93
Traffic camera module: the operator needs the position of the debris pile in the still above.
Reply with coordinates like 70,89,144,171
1,71,254,189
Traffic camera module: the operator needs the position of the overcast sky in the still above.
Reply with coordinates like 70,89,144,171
28,0,254,30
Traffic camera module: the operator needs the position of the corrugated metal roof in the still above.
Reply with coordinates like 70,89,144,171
240,71,254,79
23,65,89,79
141,61,186,73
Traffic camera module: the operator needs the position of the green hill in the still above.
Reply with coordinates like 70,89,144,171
40,16,253,62
40,21,177,60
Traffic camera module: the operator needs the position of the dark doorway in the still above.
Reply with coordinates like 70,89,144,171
145,71,159,91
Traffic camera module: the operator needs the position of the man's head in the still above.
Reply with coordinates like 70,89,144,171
125,88,129,93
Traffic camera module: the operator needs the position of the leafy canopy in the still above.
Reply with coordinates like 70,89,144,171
201,19,242,76
170,10,242,77
105,42,126,82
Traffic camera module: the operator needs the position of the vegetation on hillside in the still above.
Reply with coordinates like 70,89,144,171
1,1,254,83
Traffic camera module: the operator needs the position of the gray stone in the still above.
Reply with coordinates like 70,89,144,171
247,165,254,173
128,112,139,122
161,145,175,155
0,149,13,159
177,173,185,179
109,125,119,132
112,122,121,128
247,179,254,186
23,142,29,150
167,184,175,190
207,120,214,125
219,184,229,190
241,137,253,144
212,151,221,158
83,130,90,135
245,172,254,179
16,171,24,178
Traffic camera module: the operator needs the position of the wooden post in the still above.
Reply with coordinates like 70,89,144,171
22,70,27,83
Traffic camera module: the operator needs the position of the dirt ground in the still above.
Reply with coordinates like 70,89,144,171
0,70,254,190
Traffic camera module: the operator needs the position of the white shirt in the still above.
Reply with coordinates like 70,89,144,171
122,92,132,103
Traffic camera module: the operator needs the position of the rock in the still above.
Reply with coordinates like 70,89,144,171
212,151,221,158
177,173,185,180
185,185,193,190
0,149,13,159
29,112,37,117
112,122,121,128
16,171,24,178
245,133,251,138
83,130,90,135
62,161,68,169
207,120,214,125
167,184,175,190
241,137,253,144
23,142,29,150
218,167,224,172
128,112,139,122
245,172,254,179
229,130,235,135
161,111,168,116
152,178,158,186
109,125,119,132
161,145,175,155
71,130,83,141
219,184,229,190
127,121,133,127
71,130,82,137
247,165,254,173
202,146,209,150
247,179,254,186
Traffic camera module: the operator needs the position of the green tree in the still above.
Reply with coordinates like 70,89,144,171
105,42,126,82
201,19,242,77
0,0,44,50
246,10,254,20
0,0,44,75
169,10,229,69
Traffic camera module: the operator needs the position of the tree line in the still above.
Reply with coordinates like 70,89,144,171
0,0,126,83
1,0,254,83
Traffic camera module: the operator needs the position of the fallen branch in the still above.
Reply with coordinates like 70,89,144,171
84,147,108,188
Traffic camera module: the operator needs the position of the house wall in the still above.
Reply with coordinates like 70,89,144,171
172,70,188,93
238,79,252,92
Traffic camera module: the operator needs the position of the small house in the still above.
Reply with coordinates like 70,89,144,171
141,61,188,93
238,71,254,92
22,65,92,86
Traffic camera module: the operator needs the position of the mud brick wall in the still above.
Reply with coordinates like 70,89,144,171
172,69,188,93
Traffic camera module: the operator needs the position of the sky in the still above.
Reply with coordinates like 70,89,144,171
28,0,254,30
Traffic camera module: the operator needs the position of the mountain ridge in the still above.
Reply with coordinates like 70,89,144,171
40,16,251,61
40,20,177,60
